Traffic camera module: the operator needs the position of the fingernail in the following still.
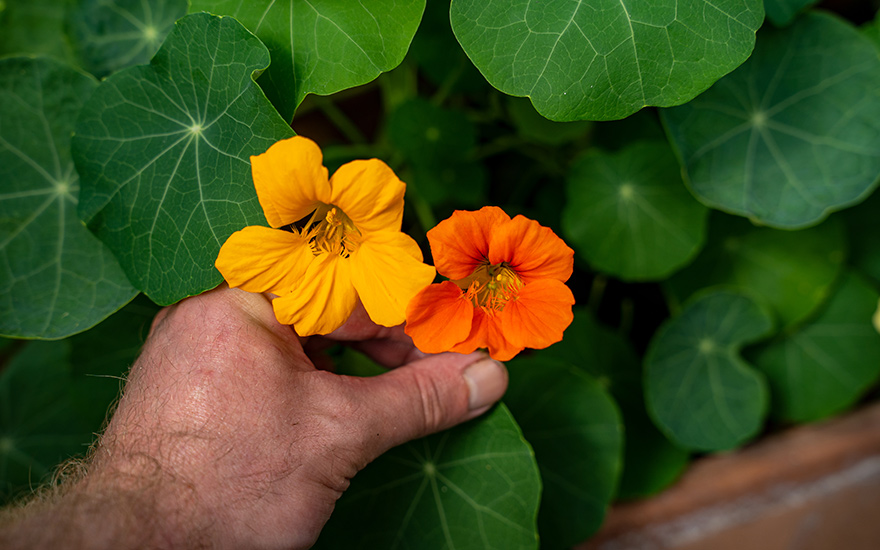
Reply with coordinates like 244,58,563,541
463,358,508,411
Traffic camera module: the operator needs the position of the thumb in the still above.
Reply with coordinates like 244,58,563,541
354,352,508,457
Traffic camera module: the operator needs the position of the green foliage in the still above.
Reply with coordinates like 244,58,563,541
0,56,137,339
314,405,541,550
645,291,774,451
73,13,294,305
663,12,880,229
450,0,764,121
4,2,880,547
189,0,426,122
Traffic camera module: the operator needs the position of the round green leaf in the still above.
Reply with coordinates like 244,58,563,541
667,212,846,328
189,0,426,122
314,405,540,550
0,56,137,339
764,0,818,27
388,98,476,168
645,290,773,451
563,141,709,281
750,272,880,423
73,13,294,305
662,12,880,229
450,0,764,121
0,0,76,62
67,0,188,78
410,161,488,208
543,308,689,500
505,356,622,548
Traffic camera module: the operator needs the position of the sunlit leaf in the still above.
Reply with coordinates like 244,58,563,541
67,0,188,78
662,11,880,229
543,308,689,500
0,56,137,339
506,356,622,548
563,141,709,281
189,0,425,121
763,0,819,27
73,13,294,305
667,212,845,328
645,290,773,451
450,0,764,121
750,272,880,423
0,0,75,62
315,405,540,550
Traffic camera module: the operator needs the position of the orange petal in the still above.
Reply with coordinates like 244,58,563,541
351,231,436,327
272,253,357,336
449,307,490,355
486,316,525,361
215,226,311,294
428,206,511,280
405,281,474,354
500,279,575,350
489,215,574,284
329,159,405,233
251,136,330,228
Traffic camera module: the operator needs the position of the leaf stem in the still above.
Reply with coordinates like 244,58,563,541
312,96,367,144
588,274,607,315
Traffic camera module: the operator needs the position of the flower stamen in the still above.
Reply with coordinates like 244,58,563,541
302,205,360,258
456,262,522,314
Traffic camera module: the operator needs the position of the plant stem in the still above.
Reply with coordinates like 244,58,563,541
312,96,367,144
588,274,607,315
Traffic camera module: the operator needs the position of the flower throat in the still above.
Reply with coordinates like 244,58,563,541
455,262,522,312
299,204,360,258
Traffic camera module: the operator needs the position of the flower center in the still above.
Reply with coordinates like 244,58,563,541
454,262,523,312
301,204,360,258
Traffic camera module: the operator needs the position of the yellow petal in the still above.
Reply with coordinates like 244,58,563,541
329,159,405,233
251,136,330,228
351,231,436,327
215,226,311,294
271,253,358,336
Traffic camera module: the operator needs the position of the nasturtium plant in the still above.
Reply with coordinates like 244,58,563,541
314,405,541,550
67,0,188,78
750,272,880,423
764,0,820,26
0,56,137,339
0,0,76,62
645,290,773,451
563,140,709,281
505,356,622,549
450,0,764,121
662,11,880,229
667,212,846,328
73,13,294,305
189,0,426,122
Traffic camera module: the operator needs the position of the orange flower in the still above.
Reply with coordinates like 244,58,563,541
405,206,575,361
216,136,435,336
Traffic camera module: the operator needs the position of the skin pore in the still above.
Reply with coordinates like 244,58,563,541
0,286,508,549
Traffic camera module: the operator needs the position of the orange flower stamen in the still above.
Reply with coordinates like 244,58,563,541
455,262,523,314
302,205,361,258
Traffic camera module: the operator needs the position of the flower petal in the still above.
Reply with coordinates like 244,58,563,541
251,136,330,228
427,206,511,280
215,226,311,294
272,253,357,336
405,281,474,354
449,307,490,355
489,214,574,284
351,231,436,327
486,317,525,361
500,279,575,350
329,159,405,233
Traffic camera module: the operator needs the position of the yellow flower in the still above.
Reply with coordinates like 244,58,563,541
216,136,435,336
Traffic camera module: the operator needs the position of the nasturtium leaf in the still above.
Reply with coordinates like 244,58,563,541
645,290,773,451
863,16,880,52
449,0,764,121
764,0,818,27
667,212,845,328
189,0,425,122
543,308,689,500
67,0,188,79
73,13,295,305
505,356,622,548
0,0,76,62
314,405,540,550
563,141,709,281
68,294,160,426
507,97,590,146
750,272,880,423
0,56,137,339
410,160,488,208
662,12,880,229
842,190,880,286
0,340,92,503
388,98,476,168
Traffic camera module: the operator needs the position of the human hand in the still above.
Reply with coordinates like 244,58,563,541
86,285,507,549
